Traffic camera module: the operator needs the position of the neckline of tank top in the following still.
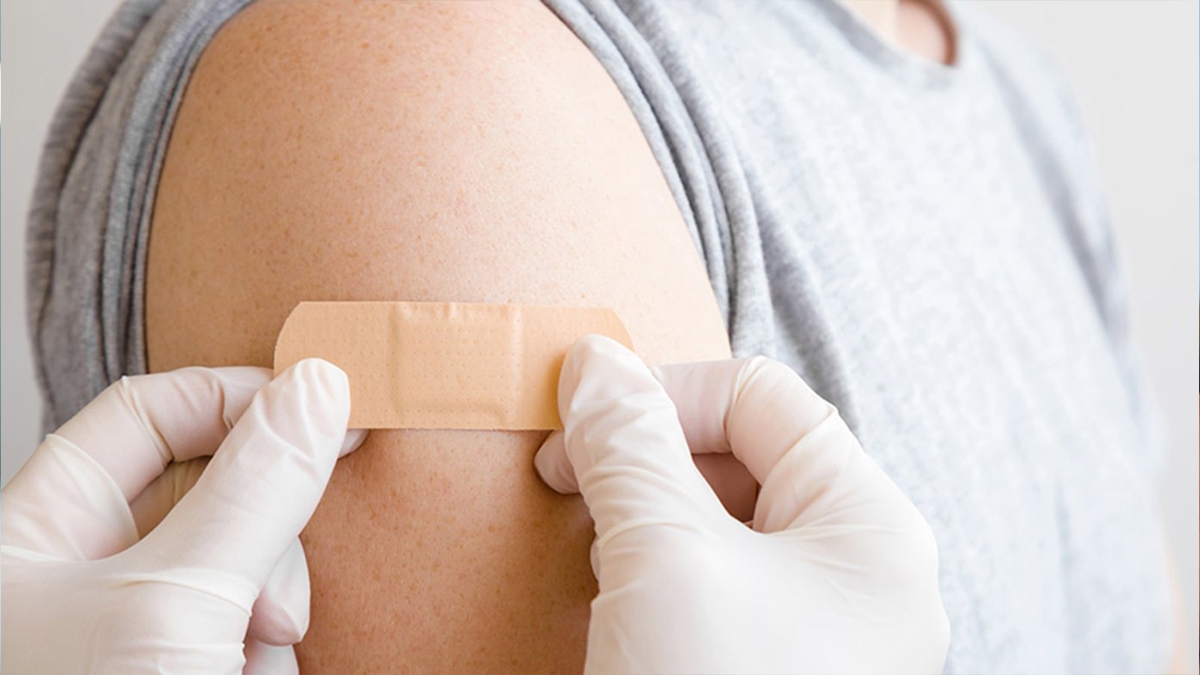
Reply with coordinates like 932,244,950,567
816,0,977,91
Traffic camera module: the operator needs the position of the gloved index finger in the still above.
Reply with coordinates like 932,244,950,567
650,359,739,457
54,366,272,502
658,357,908,534
537,349,761,521
137,359,351,593
654,357,834,482
546,335,729,541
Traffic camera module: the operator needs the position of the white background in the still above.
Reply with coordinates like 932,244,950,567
2,0,1197,656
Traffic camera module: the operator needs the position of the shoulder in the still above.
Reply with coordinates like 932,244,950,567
187,0,632,146
146,0,729,370
205,0,598,81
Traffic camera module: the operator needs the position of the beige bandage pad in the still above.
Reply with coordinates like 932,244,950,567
273,301,633,430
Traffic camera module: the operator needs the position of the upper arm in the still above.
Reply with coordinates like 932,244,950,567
146,1,730,672
146,0,728,370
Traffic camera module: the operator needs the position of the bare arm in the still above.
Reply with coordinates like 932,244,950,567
146,1,730,671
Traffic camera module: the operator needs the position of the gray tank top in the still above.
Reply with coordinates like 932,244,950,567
26,1,1172,672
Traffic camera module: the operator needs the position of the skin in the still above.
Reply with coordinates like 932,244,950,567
844,0,955,66
146,1,732,672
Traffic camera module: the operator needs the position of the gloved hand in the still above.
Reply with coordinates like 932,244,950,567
535,336,950,674
1,359,364,675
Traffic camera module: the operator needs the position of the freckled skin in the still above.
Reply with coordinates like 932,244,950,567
145,1,730,672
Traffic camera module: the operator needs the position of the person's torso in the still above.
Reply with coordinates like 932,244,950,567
598,1,1172,671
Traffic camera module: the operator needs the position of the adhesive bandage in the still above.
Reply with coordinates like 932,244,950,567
273,301,633,430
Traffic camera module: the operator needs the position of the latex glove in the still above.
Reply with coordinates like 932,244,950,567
535,336,950,675
1,359,365,675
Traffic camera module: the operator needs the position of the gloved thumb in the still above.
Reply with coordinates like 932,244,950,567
535,335,727,544
133,358,352,608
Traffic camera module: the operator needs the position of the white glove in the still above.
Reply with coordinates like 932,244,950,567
535,336,950,675
1,359,365,675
